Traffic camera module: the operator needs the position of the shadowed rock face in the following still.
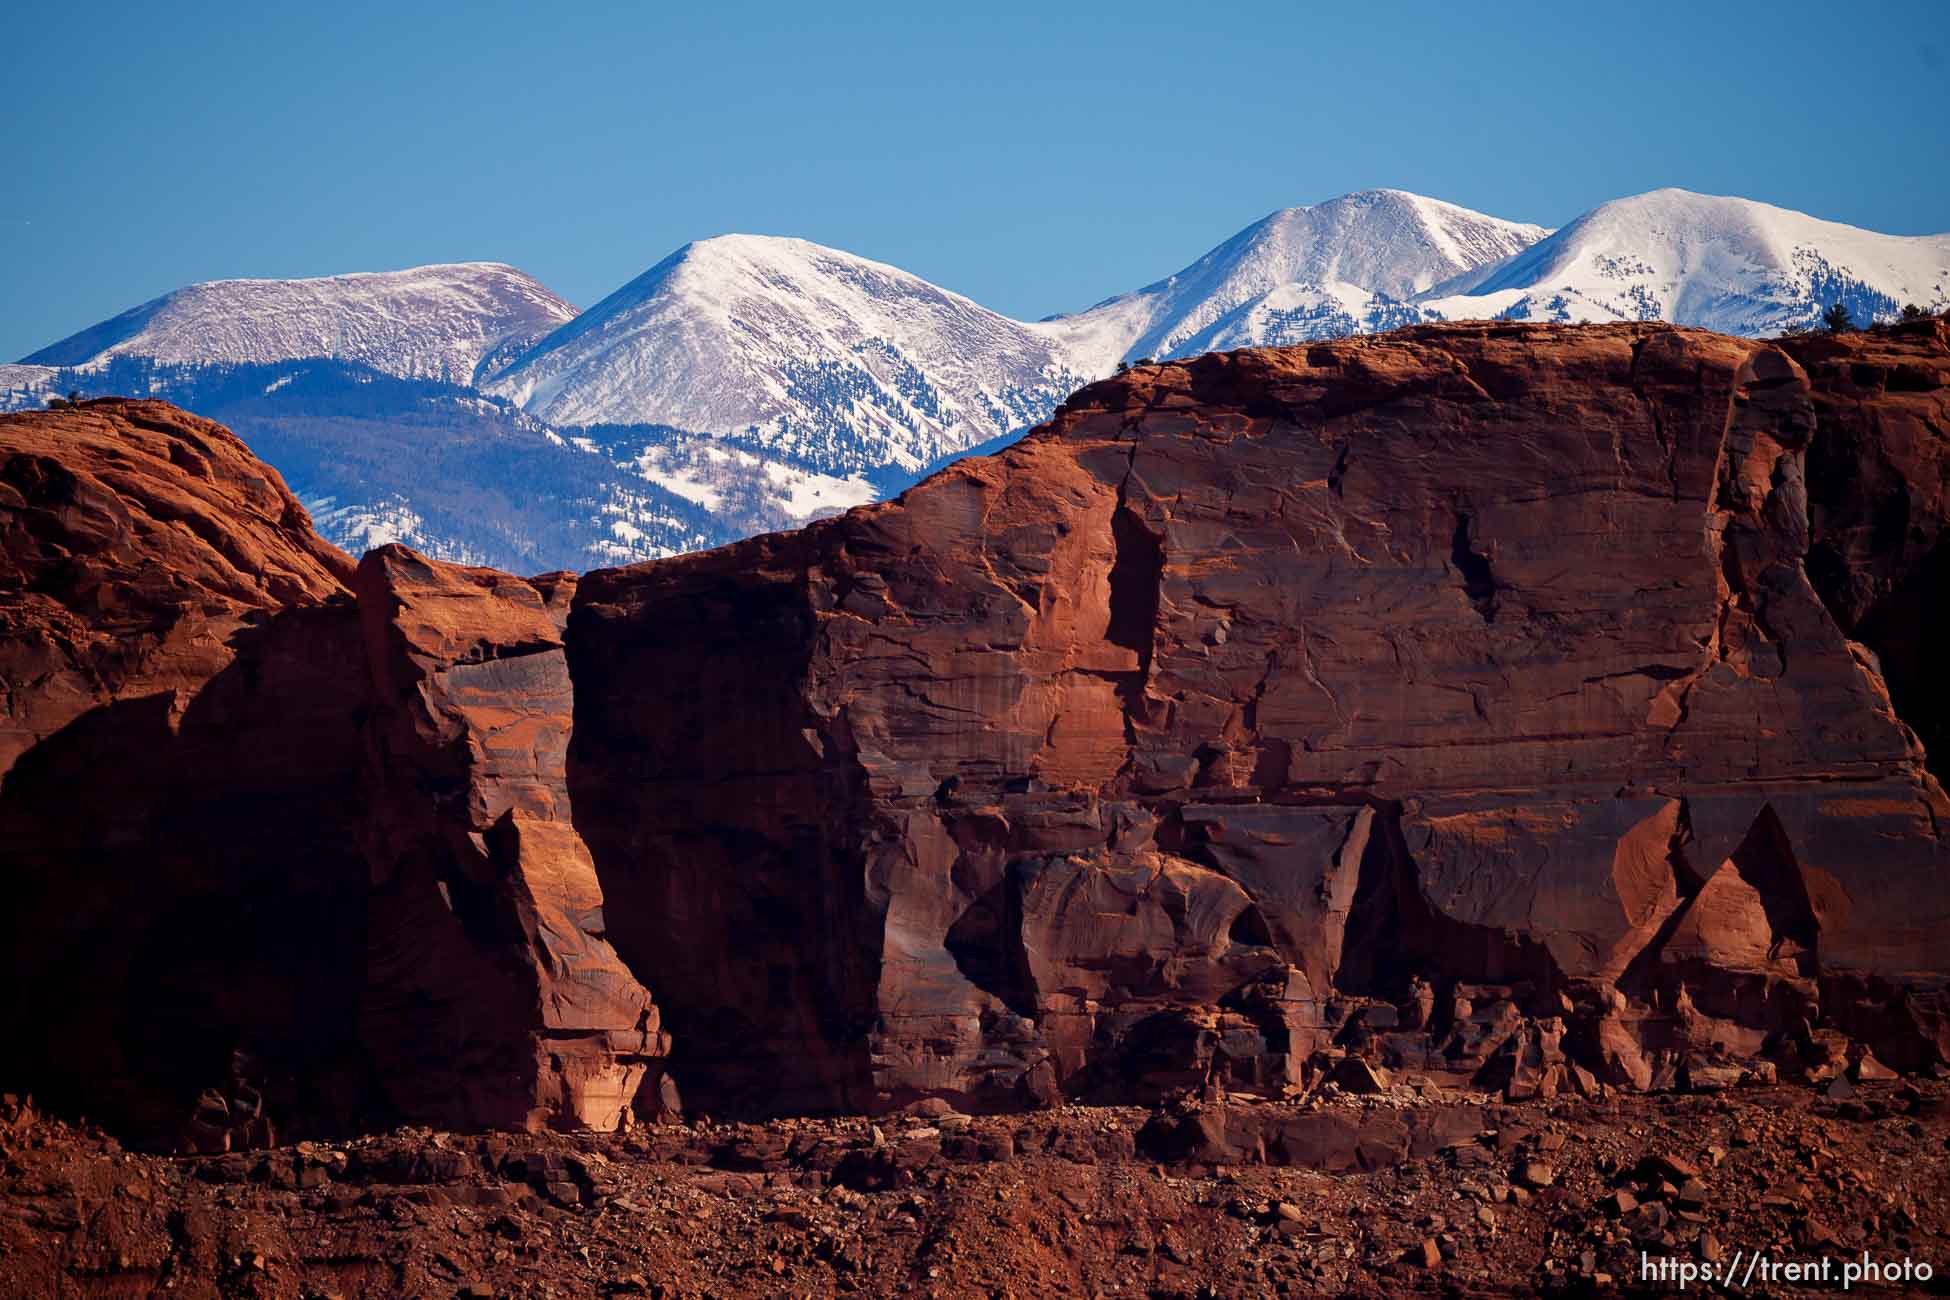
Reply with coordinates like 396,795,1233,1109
1790,323,1950,780
4,321,1949,1141
0,402,666,1147
570,319,1950,1114
0,402,371,1144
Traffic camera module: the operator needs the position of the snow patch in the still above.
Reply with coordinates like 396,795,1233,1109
760,461,878,521
306,493,488,565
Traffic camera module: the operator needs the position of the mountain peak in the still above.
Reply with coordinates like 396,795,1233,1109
1430,187,1950,331
24,262,577,385
650,233,972,304
482,233,1086,473
1043,189,1550,367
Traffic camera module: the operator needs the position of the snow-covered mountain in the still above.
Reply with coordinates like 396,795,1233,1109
478,196,1546,477
24,263,576,386
14,187,1946,572
4,354,722,572
1044,189,1551,367
0,364,59,409
1421,189,1950,333
481,234,1092,476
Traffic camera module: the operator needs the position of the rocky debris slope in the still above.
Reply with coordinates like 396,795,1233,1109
0,402,666,1149
569,318,1950,1118
1,1074,1946,1298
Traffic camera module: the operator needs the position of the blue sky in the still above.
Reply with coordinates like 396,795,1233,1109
4,0,1946,362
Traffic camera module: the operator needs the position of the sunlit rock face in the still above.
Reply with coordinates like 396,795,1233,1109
568,319,1950,1114
354,545,672,1133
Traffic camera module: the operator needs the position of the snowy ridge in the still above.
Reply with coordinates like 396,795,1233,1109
24,263,577,386
478,194,1545,477
1041,189,1551,367
482,235,1092,473
1422,189,1950,332
1161,281,1441,356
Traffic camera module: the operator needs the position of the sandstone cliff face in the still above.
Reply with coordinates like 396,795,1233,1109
1789,321,1950,779
5,322,1948,1141
570,320,1950,1113
0,400,355,770
354,546,670,1131
0,402,371,1144
0,402,665,1146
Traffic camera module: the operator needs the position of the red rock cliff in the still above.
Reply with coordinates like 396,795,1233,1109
5,321,1948,1140
0,402,669,1146
354,545,673,1131
568,320,1950,1113
0,402,370,1143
